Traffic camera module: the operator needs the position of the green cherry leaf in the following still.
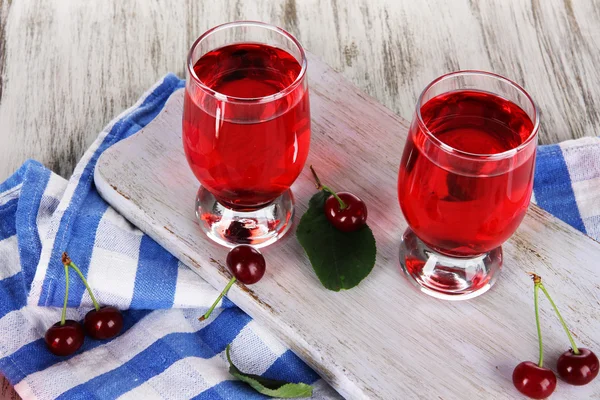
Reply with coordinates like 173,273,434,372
296,190,377,291
226,345,313,398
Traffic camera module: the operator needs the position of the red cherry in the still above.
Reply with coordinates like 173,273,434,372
45,320,85,356
324,192,368,232
512,361,556,399
84,306,124,340
200,246,266,321
226,245,266,284
556,348,599,385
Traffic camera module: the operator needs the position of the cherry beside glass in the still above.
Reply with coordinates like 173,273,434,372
183,21,310,248
398,71,539,300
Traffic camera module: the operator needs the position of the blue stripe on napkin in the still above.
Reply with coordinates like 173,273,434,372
533,143,587,233
264,349,320,383
13,161,51,291
0,274,25,318
0,199,18,238
130,236,179,309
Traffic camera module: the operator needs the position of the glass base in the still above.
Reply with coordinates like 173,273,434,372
195,187,294,248
399,229,502,300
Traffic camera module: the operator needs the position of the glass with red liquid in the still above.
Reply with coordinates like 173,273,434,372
398,71,539,299
183,22,310,247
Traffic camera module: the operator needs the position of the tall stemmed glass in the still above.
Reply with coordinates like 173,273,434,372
183,22,310,247
398,71,539,300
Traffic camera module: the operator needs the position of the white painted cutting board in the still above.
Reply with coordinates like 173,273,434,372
94,55,600,399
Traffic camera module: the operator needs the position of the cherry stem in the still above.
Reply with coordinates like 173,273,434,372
60,264,69,326
199,277,236,321
539,283,580,355
309,165,347,210
62,252,100,311
225,344,233,365
533,283,544,367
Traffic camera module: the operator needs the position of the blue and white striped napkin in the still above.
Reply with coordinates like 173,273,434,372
1,72,599,400
0,74,338,400
533,136,600,240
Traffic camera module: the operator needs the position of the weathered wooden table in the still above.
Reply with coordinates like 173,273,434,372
1,1,600,399
1,0,600,181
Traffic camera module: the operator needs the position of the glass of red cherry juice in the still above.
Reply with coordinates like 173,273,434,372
398,71,539,300
183,22,310,247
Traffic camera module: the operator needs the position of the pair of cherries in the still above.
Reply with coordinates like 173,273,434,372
45,253,123,356
513,273,598,399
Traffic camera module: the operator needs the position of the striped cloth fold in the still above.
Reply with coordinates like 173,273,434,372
0,74,339,400
533,136,600,241
0,73,599,400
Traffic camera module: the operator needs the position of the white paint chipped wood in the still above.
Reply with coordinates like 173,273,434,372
95,54,600,399
2,0,600,180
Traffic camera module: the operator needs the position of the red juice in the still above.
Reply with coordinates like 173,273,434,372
183,43,310,210
398,90,536,257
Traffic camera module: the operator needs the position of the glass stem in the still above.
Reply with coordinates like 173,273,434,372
61,264,69,326
539,284,580,355
533,283,544,367
200,277,236,321
68,262,101,311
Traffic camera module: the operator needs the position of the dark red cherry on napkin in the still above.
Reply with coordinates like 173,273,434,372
45,320,85,356
84,306,124,340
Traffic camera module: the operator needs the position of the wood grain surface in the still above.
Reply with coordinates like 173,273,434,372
2,0,600,180
95,56,600,399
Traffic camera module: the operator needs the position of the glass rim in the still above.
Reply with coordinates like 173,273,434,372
186,21,307,105
415,70,540,161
